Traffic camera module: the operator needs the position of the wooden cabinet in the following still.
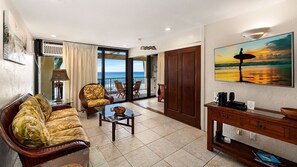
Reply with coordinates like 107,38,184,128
205,103,297,167
165,46,201,128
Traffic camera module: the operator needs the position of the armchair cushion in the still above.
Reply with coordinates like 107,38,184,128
46,116,82,134
50,127,89,145
35,94,52,121
47,108,78,122
87,99,110,108
12,115,50,148
84,85,105,100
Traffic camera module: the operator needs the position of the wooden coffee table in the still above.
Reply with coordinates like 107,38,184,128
96,104,141,141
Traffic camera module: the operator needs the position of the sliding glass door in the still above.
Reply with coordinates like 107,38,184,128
97,49,128,103
132,55,157,100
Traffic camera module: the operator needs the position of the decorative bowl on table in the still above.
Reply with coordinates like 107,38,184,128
281,107,297,120
112,106,126,115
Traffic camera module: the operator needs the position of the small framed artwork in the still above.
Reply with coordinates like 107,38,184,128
3,10,27,65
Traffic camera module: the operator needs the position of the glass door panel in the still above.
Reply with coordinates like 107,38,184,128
133,56,147,99
104,50,127,102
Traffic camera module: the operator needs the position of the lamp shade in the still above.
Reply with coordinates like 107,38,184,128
51,69,69,81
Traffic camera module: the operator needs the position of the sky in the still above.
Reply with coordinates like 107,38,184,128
215,33,292,64
97,59,144,72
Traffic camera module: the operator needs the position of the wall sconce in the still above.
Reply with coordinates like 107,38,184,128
241,27,270,40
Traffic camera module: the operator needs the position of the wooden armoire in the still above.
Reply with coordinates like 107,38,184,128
164,46,201,129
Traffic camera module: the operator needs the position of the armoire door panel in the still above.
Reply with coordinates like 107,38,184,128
166,51,179,112
165,46,201,129
181,51,195,117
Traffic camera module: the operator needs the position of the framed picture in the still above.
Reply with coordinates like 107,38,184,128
215,32,294,87
3,10,27,65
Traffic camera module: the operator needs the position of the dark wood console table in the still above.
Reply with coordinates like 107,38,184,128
205,102,297,167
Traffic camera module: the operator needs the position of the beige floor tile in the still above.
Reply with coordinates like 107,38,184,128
106,128,132,140
166,120,188,130
86,127,104,138
135,115,151,123
151,124,176,137
98,144,122,161
114,137,144,154
204,152,248,167
89,147,107,166
124,146,161,167
123,122,148,134
181,126,206,138
89,134,112,147
13,158,22,167
164,149,205,167
135,129,161,144
140,119,162,128
165,128,199,148
147,138,179,158
153,116,173,125
183,135,218,163
152,160,172,167
108,156,132,167
96,162,109,167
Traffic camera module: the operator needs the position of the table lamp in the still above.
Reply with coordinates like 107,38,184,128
51,69,69,102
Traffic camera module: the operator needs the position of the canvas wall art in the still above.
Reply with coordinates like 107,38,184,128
215,32,294,87
3,10,27,65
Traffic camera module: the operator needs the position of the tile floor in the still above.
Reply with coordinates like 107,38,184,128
13,102,247,167
133,97,164,113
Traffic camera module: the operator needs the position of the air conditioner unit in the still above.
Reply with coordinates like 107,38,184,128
42,41,63,57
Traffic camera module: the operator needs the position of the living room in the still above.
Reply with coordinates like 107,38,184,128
1,0,297,167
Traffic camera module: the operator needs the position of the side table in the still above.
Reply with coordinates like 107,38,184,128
49,99,73,107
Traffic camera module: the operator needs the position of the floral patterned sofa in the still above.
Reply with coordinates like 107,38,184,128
0,93,90,167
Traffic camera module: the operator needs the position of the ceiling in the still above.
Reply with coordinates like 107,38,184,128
11,0,284,49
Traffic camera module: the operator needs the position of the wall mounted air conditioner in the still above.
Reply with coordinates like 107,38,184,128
42,41,63,57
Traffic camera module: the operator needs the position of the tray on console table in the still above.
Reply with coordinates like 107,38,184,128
205,102,297,167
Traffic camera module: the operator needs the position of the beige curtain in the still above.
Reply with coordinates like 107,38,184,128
157,52,165,84
63,42,98,110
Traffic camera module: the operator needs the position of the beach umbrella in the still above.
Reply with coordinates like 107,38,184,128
234,48,256,82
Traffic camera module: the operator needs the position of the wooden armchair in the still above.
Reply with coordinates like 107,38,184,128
114,80,126,98
157,83,165,102
0,94,89,167
133,80,142,97
79,83,114,118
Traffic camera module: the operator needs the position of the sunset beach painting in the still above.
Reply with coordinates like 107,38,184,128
215,32,294,87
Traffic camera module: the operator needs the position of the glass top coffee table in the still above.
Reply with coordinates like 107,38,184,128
96,104,141,141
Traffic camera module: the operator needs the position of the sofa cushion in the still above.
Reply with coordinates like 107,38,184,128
84,85,105,100
87,99,110,108
46,116,82,134
16,107,45,123
19,96,45,122
47,108,78,122
12,115,50,148
49,127,89,145
35,94,52,121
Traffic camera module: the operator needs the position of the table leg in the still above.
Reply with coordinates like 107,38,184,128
207,113,214,151
99,114,102,126
127,118,129,125
112,122,116,141
131,117,135,134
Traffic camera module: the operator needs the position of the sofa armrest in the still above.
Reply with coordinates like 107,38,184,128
52,104,72,111
21,140,89,158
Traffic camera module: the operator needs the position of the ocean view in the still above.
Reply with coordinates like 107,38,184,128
98,72,144,79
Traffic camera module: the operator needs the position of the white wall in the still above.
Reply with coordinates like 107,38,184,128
0,0,34,108
129,27,202,57
204,0,297,162
0,0,34,166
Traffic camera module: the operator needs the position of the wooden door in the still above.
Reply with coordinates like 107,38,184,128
165,46,201,128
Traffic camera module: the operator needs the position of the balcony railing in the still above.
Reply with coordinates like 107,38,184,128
98,77,157,101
